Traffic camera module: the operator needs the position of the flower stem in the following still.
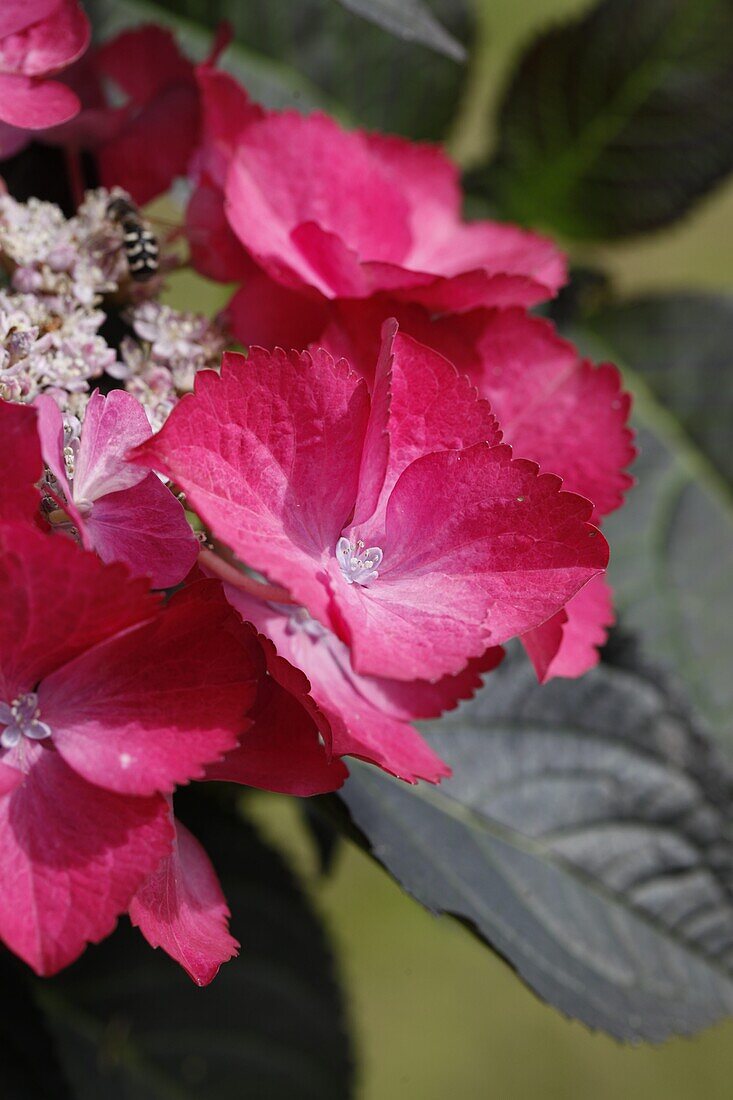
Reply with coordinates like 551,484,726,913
198,546,296,605
64,149,85,209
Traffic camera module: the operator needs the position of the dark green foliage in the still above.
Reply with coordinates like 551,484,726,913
476,0,733,239
133,0,471,137
588,294,733,486
0,951,73,1099
340,651,733,1041
573,305,733,755
335,0,466,61
33,795,354,1099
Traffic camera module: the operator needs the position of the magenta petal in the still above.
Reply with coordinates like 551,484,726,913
208,632,348,796
357,330,501,537
134,349,371,624
1,0,90,78
0,522,158,702
224,267,329,349
222,107,564,310
467,309,635,521
336,444,609,682
193,66,264,188
0,73,80,129
94,25,193,104
130,814,238,986
0,400,43,521
0,748,172,976
186,180,252,282
73,389,152,503
523,574,615,682
40,582,259,796
289,220,370,297
84,473,198,588
99,83,201,206
224,111,412,295
0,762,23,795
222,591,452,785
0,1,59,41
351,318,396,527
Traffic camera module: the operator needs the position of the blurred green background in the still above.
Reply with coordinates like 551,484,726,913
166,1,733,1095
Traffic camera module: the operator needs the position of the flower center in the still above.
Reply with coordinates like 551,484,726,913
284,606,328,640
0,693,52,750
336,537,383,586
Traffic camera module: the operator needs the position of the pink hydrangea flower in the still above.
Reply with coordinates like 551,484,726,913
217,590,502,784
205,625,349,794
317,299,635,680
0,0,89,132
183,68,566,347
33,389,198,588
135,324,608,689
223,113,565,311
0,522,261,976
34,24,230,205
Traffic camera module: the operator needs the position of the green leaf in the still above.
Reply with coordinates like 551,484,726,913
37,795,354,1099
87,0,340,112
587,294,733,487
477,0,733,239
0,951,73,1099
335,0,466,62
340,653,733,1041
575,313,733,754
126,0,470,139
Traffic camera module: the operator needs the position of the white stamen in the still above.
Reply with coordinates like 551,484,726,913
0,692,52,749
336,537,383,587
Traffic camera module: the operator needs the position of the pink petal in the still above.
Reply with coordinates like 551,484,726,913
397,221,566,312
355,328,501,536
72,389,152,503
222,591,461,785
0,0,89,78
0,400,42,521
186,180,252,282
84,473,198,589
40,581,260,796
133,349,371,624
207,630,348,796
0,762,23,795
222,106,565,308
0,73,80,129
351,318,396,526
322,303,635,524
0,746,172,976
363,131,460,224
224,111,413,295
0,1,59,41
33,394,69,495
0,521,158,702
34,394,89,544
523,574,615,682
94,25,193,105
192,65,264,188
130,813,238,986
462,309,635,521
335,444,608,681
98,83,201,206
224,264,329,348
